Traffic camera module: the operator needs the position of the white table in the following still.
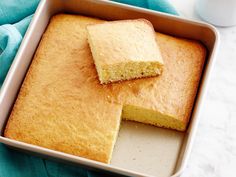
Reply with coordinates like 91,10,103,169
170,0,236,176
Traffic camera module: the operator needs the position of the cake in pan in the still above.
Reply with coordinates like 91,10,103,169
87,19,163,84
4,14,206,163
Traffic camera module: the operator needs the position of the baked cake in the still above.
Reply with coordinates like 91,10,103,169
87,19,164,83
4,14,206,163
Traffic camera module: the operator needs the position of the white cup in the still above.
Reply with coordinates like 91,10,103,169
196,0,236,27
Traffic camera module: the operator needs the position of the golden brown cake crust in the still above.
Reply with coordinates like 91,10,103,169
4,15,122,163
4,14,206,163
87,19,163,84
87,18,163,65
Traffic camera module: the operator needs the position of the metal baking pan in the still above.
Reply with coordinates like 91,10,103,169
0,0,219,176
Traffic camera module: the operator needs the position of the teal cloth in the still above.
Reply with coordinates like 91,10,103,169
0,0,178,177
114,0,178,15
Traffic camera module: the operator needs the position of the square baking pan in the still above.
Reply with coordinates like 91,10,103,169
0,0,219,176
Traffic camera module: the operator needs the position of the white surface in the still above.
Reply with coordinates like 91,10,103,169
195,0,236,27
170,0,236,176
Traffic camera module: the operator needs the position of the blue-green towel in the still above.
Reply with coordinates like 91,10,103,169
0,0,178,176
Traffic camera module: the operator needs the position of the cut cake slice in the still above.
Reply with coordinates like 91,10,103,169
87,19,164,84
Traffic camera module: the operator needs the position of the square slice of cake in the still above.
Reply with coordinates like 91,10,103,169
87,19,164,84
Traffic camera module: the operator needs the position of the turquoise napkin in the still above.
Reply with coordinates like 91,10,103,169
0,0,178,176
114,0,178,15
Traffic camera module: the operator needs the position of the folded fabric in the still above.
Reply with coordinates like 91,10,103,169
114,0,178,15
0,0,178,177
0,15,33,86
